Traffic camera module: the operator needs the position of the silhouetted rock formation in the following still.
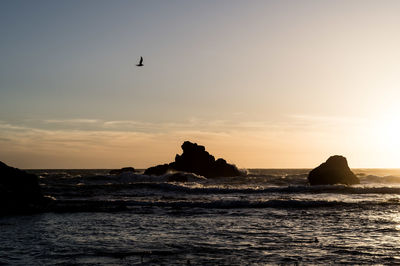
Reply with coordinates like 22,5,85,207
0,161,46,214
109,167,135,175
308,155,360,185
144,141,243,178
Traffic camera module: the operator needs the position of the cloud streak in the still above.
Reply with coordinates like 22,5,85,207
44,119,100,124
0,114,390,168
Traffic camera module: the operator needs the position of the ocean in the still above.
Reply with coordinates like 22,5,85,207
2,168,400,265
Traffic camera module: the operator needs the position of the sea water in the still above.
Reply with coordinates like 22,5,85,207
1,169,400,265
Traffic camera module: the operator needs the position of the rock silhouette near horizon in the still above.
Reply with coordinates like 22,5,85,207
109,167,135,175
144,141,243,178
308,155,360,185
0,161,45,214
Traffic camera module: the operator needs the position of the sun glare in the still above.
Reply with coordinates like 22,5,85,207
371,114,400,165
378,116,400,146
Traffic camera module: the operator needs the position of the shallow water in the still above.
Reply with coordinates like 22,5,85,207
2,169,400,264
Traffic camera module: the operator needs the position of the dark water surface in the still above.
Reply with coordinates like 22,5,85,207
2,169,400,265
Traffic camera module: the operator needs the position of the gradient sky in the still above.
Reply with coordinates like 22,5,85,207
1,0,400,168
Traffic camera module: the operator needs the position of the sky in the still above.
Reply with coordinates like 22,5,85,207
1,0,400,168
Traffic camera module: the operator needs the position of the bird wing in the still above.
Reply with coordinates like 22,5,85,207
139,57,143,64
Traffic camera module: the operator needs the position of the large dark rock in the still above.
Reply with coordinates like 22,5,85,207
0,161,46,214
109,167,135,175
144,163,173,176
308,155,360,185
144,141,243,178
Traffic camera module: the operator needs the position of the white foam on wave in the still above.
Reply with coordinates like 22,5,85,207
120,198,398,209
102,171,207,184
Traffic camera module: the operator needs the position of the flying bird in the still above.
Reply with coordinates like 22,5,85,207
136,56,144,67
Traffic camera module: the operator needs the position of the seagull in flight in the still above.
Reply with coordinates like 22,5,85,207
136,56,144,67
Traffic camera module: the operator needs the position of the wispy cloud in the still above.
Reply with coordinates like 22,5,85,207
44,119,101,124
287,114,366,125
0,121,36,131
0,118,293,168
36,118,288,132
1,114,368,137
0,115,381,168
1,115,361,140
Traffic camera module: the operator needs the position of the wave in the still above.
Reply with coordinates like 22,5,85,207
42,183,400,204
49,198,400,212
130,198,400,209
46,182,400,194
125,199,350,209
359,174,400,184
144,183,400,195
38,170,400,199
41,172,206,185
37,169,400,186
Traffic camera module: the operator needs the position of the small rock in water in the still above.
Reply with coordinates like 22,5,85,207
308,155,359,185
109,167,135,175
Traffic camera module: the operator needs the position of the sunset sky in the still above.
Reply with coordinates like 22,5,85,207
1,0,400,168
